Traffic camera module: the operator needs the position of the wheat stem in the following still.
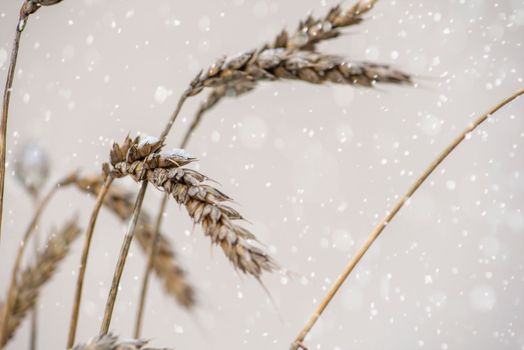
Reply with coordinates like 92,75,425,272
100,181,148,334
99,87,189,334
133,193,168,338
291,88,524,350
67,175,114,348
133,110,194,335
0,12,25,243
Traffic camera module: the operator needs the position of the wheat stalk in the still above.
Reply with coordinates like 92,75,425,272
0,218,81,347
0,0,64,242
0,171,76,348
290,88,524,350
97,90,191,335
71,333,171,350
67,175,114,348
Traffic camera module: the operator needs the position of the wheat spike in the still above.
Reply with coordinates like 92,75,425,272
74,175,196,308
182,0,408,146
72,333,170,350
0,219,81,347
107,136,278,278
188,48,410,97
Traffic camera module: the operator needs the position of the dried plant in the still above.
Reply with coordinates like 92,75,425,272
72,333,171,350
73,175,195,307
290,88,524,349
182,0,409,146
0,0,65,242
0,171,77,348
0,218,81,347
107,136,278,278
94,135,276,333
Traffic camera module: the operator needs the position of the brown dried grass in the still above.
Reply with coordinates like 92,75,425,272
0,219,81,347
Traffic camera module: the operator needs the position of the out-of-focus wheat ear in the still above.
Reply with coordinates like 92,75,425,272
73,175,196,309
14,141,51,350
0,171,76,349
0,218,81,347
71,333,172,350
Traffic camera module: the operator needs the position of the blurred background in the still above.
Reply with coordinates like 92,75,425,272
1,0,523,349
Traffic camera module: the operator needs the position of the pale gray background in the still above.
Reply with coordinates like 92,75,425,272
1,0,524,349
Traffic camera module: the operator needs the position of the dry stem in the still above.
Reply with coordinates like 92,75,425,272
0,0,64,242
99,87,190,334
100,181,148,334
290,88,524,349
67,175,114,348
133,193,168,338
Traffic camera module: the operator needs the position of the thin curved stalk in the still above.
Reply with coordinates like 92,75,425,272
100,182,148,334
99,88,189,334
0,180,61,348
66,175,114,348
0,16,25,242
133,193,168,338
132,98,193,335
291,88,524,350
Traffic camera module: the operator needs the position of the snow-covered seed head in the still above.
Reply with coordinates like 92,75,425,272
14,141,50,196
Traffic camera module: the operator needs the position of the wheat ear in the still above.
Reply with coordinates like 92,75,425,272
0,0,64,242
71,333,171,350
0,171,76,348
181,0,406,146
291,88,524,350
133,193,169,338
107,136,278,277
67,175,114,348
0,218,81,347
73,175,195,307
